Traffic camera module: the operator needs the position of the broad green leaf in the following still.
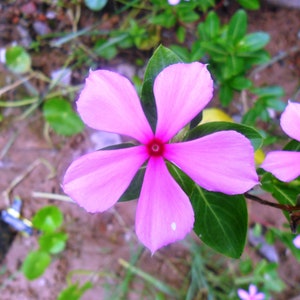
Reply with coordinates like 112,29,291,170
32,206,63,233
186,121,263,150
196,0,215,12
140,45,181,131
5,46,31,74
191,186,248,258
22,250,51,280
168,164,248,258
43,97,84,136
84,0,107,11
58,282,93,300
178,9,199,23
38,232,68,254
204,11,220,39
227,10,247,44
236,0,260,10
237,32,270,52
238,49,270,66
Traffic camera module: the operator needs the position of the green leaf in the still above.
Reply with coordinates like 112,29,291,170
204,11,220,39
178,9,199,23
186,121,263,150
200,41,227,62
227,10,247,44
191,186,248,258
43,97,84,136
84,0,107,11
140,45,181,131
38,232,68,254
94,38,118,60
251,86,284,99
119,167,146,202
236,0,260,10
58,282,93,300
32,206,63,233
5,46,31,74
237,32,270,52
229,76,252,90
22,250,51,280
284,139,300,151
222,55,245,79
219,84,234,106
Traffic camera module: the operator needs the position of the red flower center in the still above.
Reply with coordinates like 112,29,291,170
147,138,165,157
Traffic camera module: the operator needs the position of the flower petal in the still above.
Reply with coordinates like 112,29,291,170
165,131,259,195
237,289,249,300
249,284,258,295
280,101,300,142
293,235,300,248
63,146,148,213
136,157,194,253
77,70,153,143
261,151,300,182
154,62,213,141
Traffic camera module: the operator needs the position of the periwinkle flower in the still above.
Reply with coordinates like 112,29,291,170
237,284,265,300
261,101,300,182
293,235,300,248
63,62,258,253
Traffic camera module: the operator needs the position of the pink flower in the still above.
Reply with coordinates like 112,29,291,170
293,235,300,248
63,62,258,253
261,101,300,182
237,284,265,300
168,0,181,5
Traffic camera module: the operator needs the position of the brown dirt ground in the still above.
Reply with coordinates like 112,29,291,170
0,1,300,299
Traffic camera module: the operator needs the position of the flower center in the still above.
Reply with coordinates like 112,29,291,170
147,138,165,157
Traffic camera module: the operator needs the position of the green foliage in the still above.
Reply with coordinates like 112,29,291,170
43,97,84,136
22,206,68,281
58,282,93,300
22,250,51,280
5,46,31,74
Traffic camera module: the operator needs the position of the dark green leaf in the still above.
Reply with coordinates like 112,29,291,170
204,11,220,39
84,0,107,11
237,32,270,52
32,206,63,233
119,167,146,202
201,41,227,62
284,139,300,151
141,45,182,131
43,97,84,136
222,55,245,79
22,250,51,280
251,86,284,99
191,186,248,258
38,232,68,254
236,0,260,10
186,121,263,150
227,10,247,44
5,46,31,74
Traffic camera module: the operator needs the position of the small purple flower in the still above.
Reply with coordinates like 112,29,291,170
237,284,265,300
63,62,258,253
168,0,181,5
261,101,300,182
293,235,300,248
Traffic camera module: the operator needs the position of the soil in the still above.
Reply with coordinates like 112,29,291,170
0,1,300,300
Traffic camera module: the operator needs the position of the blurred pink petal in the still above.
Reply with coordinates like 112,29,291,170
280,101,300,142
154,62,213,141
293,235,300,248
165,131,258,194
77,70,153,143
63,146,148,213
238,284,265,300
168,0,181,5
237,288,250,300
261,151,300,182
135,157,194,253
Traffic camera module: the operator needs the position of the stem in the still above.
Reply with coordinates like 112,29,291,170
245,192,300,233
